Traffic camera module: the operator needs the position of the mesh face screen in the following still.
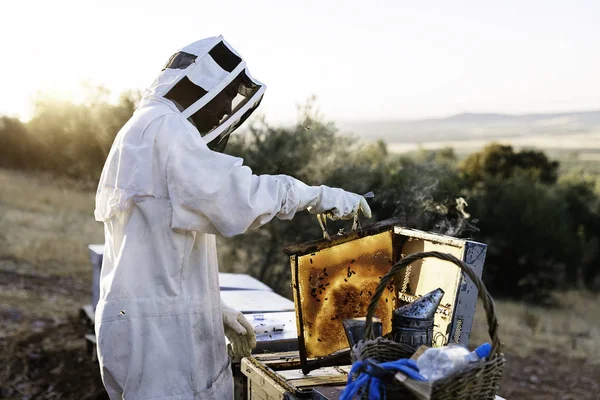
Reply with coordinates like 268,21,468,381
161,41,263,149
162,51,197,71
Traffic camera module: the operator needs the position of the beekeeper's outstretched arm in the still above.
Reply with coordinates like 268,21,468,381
164,115,371,238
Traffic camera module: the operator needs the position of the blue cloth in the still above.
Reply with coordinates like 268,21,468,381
340,358,427,400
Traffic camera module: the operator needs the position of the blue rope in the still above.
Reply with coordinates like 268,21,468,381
340,358,427,400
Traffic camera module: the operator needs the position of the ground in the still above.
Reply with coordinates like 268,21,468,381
0,168,599,399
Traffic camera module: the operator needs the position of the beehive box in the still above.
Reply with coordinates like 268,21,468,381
241,352,350,400
284,218,486,374
241,353,508,400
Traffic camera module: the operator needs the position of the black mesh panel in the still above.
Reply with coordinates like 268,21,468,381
208,42,242,72
164,76,208,110
162,52,197,71
206,95,263,153
188,70,261,137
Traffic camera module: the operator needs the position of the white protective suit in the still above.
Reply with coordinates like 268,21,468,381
94,35,371,400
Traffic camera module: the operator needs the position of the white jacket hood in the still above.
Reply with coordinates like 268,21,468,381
143,35,265,149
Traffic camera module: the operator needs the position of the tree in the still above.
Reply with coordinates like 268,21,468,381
371,149,472,237
0,117,33,169
221,101,474,294
556,174,600,289
469,177,572,301
15,86,140,180
460,143,559,187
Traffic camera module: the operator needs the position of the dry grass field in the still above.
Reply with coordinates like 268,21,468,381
0,169,102,338
1,167,598,399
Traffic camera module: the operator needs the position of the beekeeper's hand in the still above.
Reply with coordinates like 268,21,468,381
324,191,372,221
296,182,372,221
221,300,256,359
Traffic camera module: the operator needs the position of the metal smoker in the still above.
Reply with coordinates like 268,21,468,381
392,288,445,350
342,317,383,347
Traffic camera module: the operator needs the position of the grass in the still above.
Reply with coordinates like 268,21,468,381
470,290,600,362
0,286,84,342
0,168,104,281
1,167,598,397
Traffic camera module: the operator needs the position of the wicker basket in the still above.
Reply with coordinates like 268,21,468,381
352,251,506,400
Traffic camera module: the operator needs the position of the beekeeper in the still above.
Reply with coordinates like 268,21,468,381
94,35,371,400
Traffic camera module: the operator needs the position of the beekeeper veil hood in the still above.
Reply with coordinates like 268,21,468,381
146,35,265,152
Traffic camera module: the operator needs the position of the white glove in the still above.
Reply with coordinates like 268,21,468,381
221,300,256,359
293,180,372,220
324,191,372,221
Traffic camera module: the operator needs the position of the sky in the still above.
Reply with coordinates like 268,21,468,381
1,0,599,123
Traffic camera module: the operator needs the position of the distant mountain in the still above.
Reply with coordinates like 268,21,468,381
336,110,600,144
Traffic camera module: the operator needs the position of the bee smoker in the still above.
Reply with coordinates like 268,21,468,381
342,317,383,347
392,288,444,350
